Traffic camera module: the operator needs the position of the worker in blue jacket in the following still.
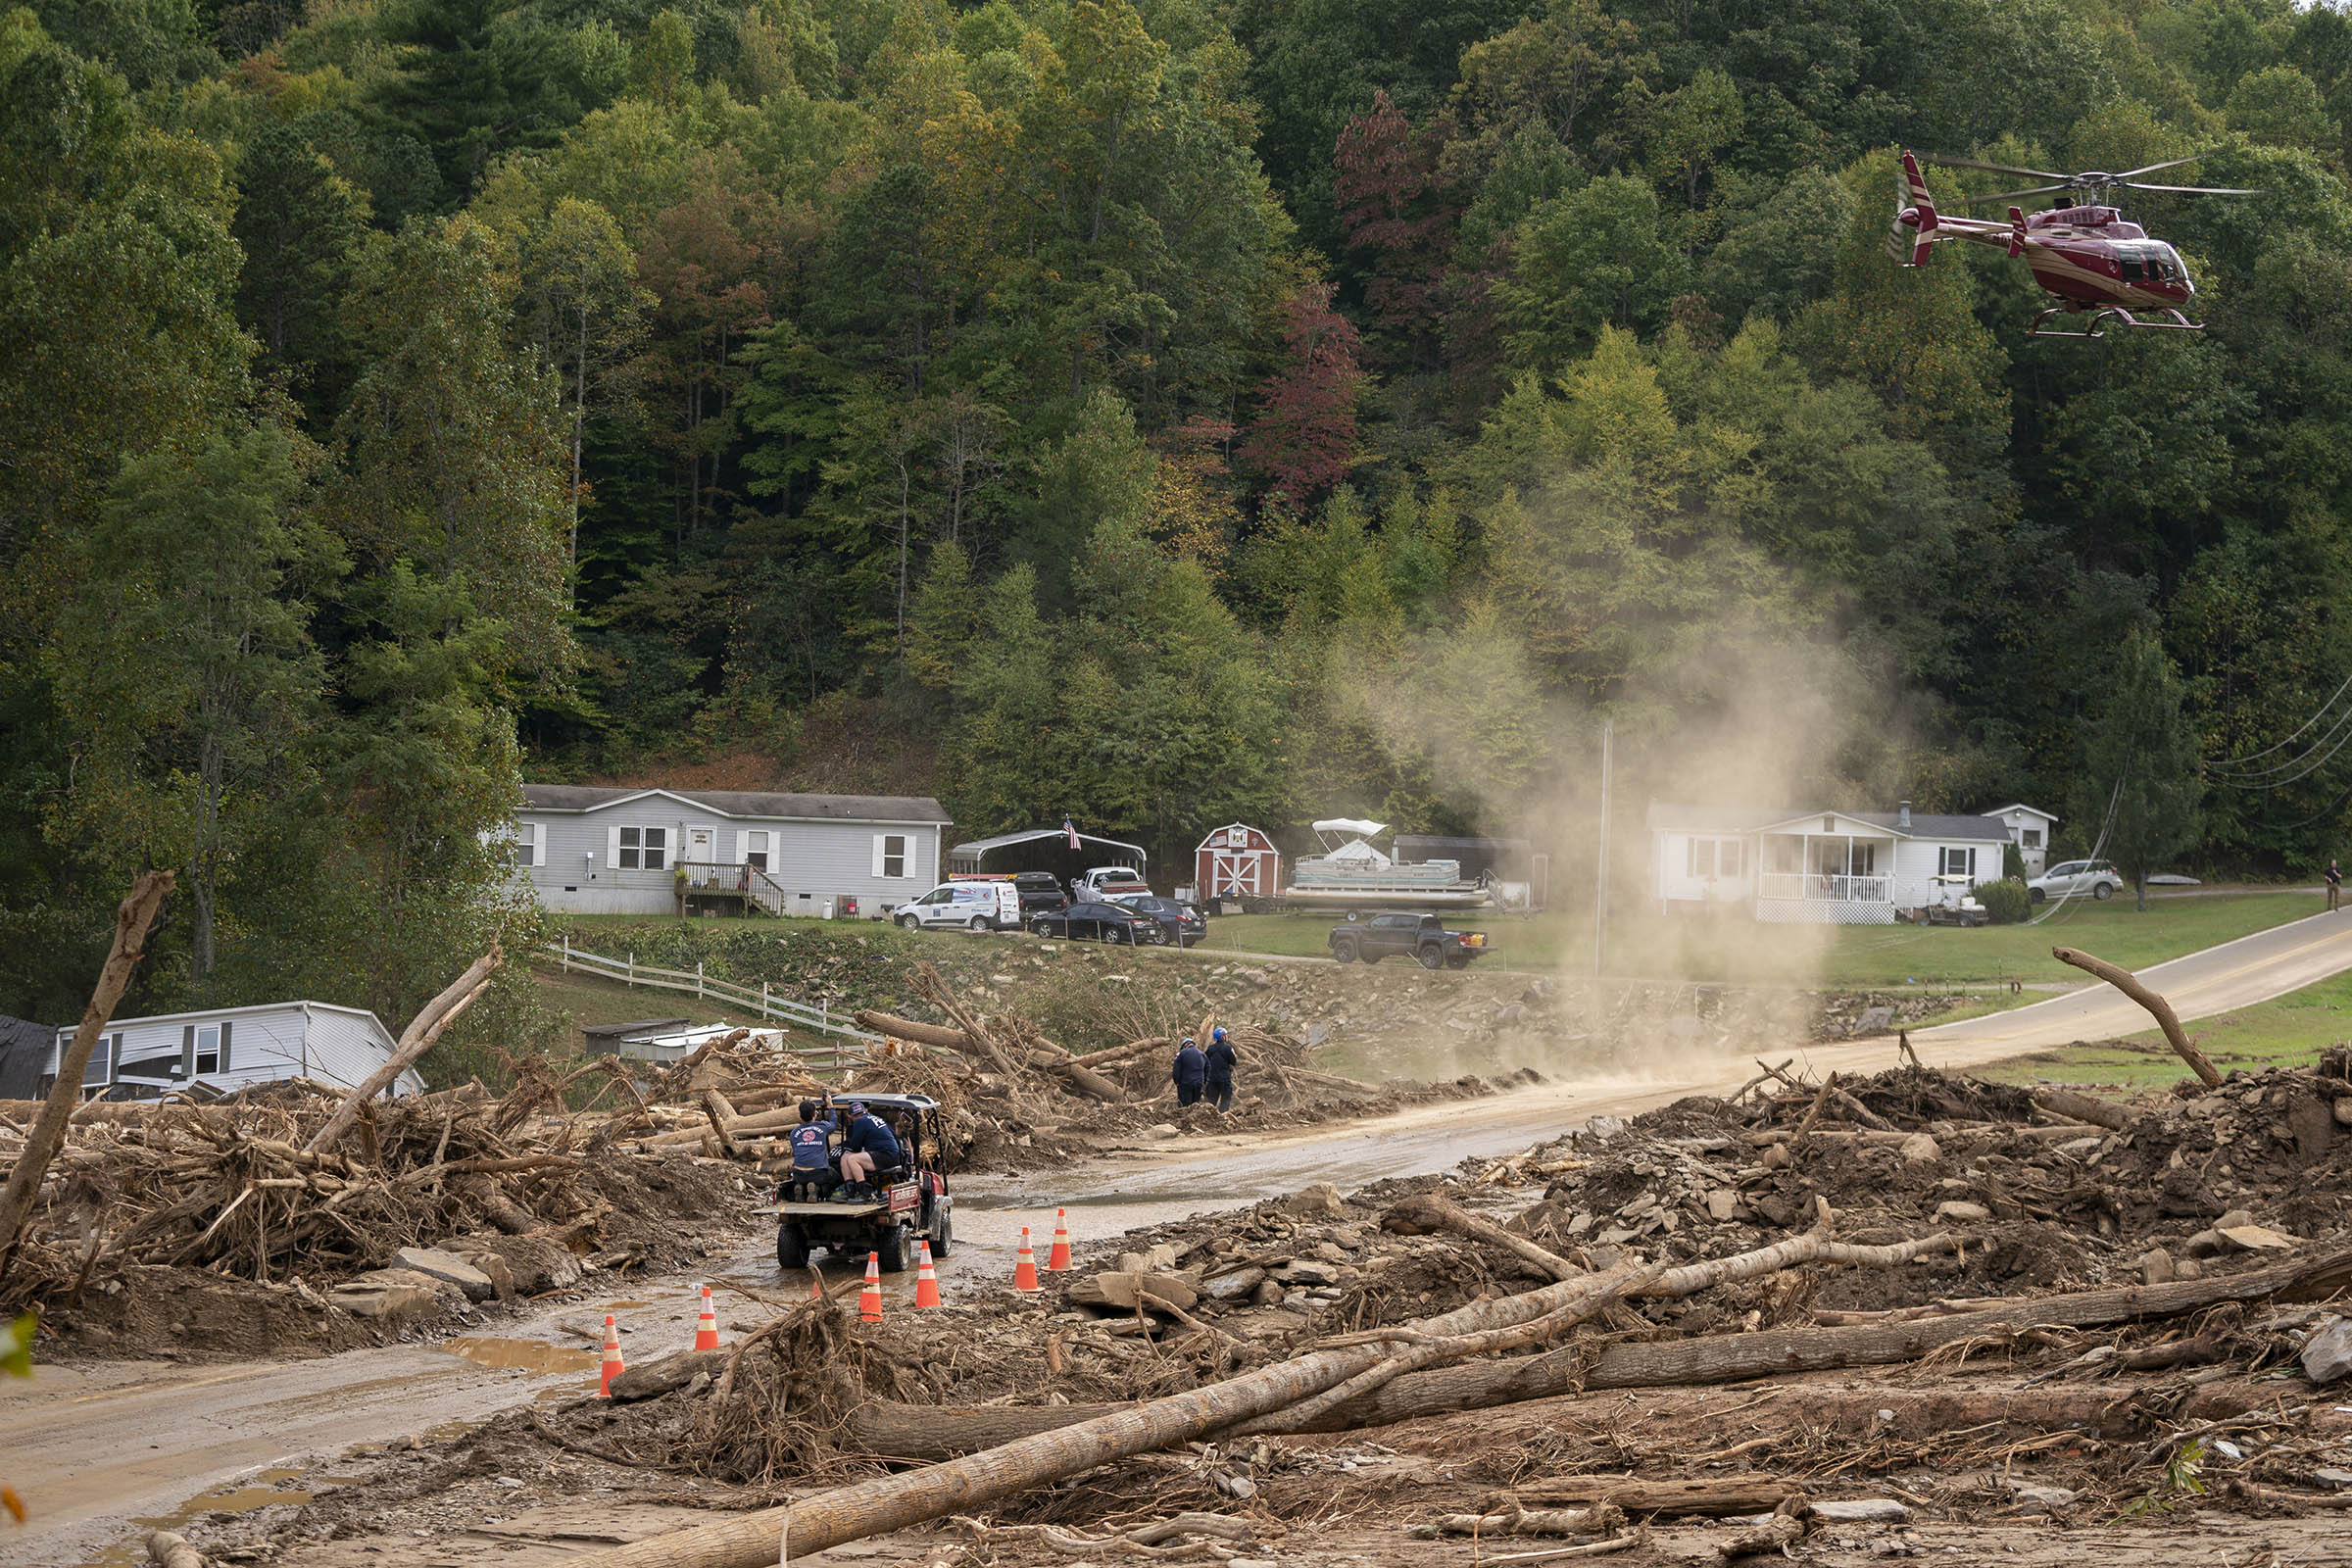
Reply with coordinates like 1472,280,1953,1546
1171,1038,1207,1106
785,1098,838,1202
1204,1026,1238,1112
837,1101,904,1197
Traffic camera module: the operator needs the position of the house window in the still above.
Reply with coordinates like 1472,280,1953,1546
619,826,667,870
2022,828,2042,849
75,1033,118,1088
193,1024,221,1075
510,822,541,867
874,833,908,879
1686,838,1744,879
744,830,771,872
1850,843,1875,877
1940,847,1977,878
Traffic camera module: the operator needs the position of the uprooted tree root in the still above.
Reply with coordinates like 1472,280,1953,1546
682,1300,945,1484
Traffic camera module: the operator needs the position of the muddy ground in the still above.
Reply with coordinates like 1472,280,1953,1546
81,1057,2352,1568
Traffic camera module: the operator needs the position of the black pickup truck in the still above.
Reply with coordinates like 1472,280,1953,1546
1328,912,1493,970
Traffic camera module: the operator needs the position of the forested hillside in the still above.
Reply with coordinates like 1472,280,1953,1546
5,0,2351,1021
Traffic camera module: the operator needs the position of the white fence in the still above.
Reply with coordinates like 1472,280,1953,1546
547,938,882,1057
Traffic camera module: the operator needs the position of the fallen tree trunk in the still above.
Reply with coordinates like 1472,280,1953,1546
1382,1192,1583,1282
0,870,173,1275
2032,1086,2132,1132
2053,945,2222,1089
853,1010,973,1053
307,946,503,1153
566,1253,1664,1568
843,1242,2352,1462
853,1009,1126,1101
1489,1477,1796,1517
847,1375,2288,1463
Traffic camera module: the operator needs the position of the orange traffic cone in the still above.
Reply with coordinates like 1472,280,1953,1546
858,1250,884,1324
1013,1226,1042,1293
1047,1207,1072,1272
598,1313,625,1397
693,1283,719,1350
913,1240,942,1309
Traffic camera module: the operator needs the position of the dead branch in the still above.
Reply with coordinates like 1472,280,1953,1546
307,946,504,1153
0,871,172,1275
2031,1085,2132,1132
1381,1192,1583,1281
2052,945,2221,1088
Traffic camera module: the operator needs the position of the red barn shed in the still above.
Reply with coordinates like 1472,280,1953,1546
1195,823,1279,903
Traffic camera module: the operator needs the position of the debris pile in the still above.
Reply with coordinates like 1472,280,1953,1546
381,1054,2352,1568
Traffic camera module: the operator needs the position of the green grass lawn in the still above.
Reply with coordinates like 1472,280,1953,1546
1980,964,2352,1089
1190,892,2323,989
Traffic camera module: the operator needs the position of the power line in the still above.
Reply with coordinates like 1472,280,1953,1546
2204,668,2352,773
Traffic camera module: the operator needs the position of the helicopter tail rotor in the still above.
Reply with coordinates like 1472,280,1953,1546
1887,149,1940,267
2007,206,2027,259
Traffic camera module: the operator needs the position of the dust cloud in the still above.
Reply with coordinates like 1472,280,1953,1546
1330,615,1911,1088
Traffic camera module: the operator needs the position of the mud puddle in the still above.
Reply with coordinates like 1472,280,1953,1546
440,1337,598,1376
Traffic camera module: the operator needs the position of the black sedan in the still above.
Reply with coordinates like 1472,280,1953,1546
1111,893,1206,948
1030,901,1164,944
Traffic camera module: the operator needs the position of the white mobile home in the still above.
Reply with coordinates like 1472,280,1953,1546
1648,802,2024,925
47,1001,424,1102
1979,804,2059,876
513,785,951,916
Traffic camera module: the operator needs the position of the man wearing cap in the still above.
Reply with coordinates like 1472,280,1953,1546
837,1101,904,1198
1171,1037,1207,1106
1204,1025,1238,1112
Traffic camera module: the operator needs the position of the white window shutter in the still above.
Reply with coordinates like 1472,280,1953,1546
608,825,621,869
871,834,886,878
531,822,546,867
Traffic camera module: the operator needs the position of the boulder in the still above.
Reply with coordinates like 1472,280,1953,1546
328,1269,449,1320
460,1234,583,1295
1933,1200,1990,1224
2007,1485,2077,1515
1071,1271,1200,1313
1275,1260,1338,1288
1852,1005,1896,1037
453,1249,517,1300
1703,1190,1740,1223
607,1348,727,1402
1896,1133,1941,1163
1201,1268,1266,1302
2302,1316,2352,1384
2139,1248,2177,1286
2290,1095,2337,1159
1116,1244,1181,1274
2218,1224,2296,1252
393,1247,497,1302
1281,1182,1347,1218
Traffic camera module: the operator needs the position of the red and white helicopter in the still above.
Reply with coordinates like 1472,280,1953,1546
1888,149,2256,337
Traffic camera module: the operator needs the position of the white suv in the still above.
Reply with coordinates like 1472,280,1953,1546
2027,859,2124,904
896,880,1021,931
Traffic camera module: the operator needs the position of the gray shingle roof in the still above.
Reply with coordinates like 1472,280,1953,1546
1650,804,2014,842
521,784,949,824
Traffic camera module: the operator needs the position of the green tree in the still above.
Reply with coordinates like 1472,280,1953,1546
1494,175,1685,370
233,118,366,414
2080,627,2204,910
48,425,337,983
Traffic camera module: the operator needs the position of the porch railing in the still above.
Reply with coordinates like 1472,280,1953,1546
675,860,792,915
1758,872,1890,904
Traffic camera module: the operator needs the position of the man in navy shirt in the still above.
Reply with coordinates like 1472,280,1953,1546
1204,1026,1237,1112
838,1101,905,1196
785,1099,836,1202
1171,1038,1206,1106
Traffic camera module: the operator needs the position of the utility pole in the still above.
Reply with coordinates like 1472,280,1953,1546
1592,721,1611,977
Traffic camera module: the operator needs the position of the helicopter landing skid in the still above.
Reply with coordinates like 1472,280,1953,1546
2029,304,2203,338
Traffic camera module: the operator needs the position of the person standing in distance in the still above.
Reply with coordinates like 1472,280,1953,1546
1203,1025,1238,1112
2331,859,2343,912
1171,1037,1206,1106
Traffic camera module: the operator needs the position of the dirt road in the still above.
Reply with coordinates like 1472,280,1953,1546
18,907,2352,1567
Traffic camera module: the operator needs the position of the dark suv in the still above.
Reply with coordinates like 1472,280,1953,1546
1012,872,1069,922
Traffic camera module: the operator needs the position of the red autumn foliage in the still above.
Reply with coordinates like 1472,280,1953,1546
1239,282,1363,502
1333,88,1456,341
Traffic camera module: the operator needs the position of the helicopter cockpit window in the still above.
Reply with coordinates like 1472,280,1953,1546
2120,253,2146,282
2152,245,2184,283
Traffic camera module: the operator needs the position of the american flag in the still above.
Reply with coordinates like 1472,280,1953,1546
1063,815,1080,850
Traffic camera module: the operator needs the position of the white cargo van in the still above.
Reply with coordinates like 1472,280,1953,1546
895,879,1021,932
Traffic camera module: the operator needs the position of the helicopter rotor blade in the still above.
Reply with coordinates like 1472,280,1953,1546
1922,154,2073,182
1962,182,2074,205
2120,182,2262,196
2113,156,2200,180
